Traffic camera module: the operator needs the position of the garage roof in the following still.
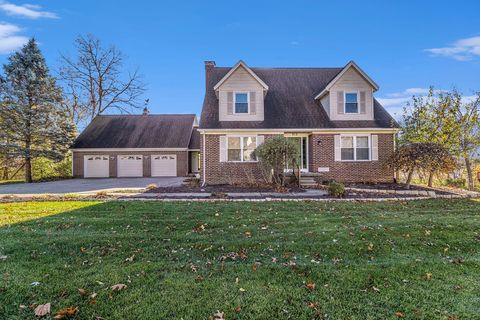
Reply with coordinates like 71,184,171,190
73,114,198,149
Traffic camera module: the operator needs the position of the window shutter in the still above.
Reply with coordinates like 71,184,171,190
337,91,344,114
250,92,256,115
334,135,341,161
219,136,227,162
227,92,233,115
371,135,379,161
360,91,366,114
256,135,264,146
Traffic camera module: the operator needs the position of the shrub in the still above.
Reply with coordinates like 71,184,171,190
186,178,200,188
445,178,466,188
328,181,345,198
255,136,299,186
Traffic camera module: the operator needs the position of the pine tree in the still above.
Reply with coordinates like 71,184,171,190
0,39,74,183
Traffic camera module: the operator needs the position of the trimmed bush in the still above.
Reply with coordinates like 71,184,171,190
328,181,346,198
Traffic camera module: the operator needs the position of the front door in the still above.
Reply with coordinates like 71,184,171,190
285,136,308,172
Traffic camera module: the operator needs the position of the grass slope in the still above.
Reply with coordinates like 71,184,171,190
0,200,479,319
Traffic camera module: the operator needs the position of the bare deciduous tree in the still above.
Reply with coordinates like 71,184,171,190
59,34,146,125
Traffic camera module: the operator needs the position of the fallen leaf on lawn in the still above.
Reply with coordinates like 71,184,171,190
367,243,374,251
34,303,50,317
244,231,252,237
125,255,135,262
31,281,41,286
395,311,405,318
211,310,225,320
89,299,96,305
426,272,432,280
251,262,259,272
111,284,127,291
80,247,87,253
372,286,380,293
361,225,369,231
90,293,97,299
235,277,239,285
78,288,87,296
425,230,431,236
195,275,204,283
0,255,7,260
239,288,246,292
53,306,78,319
19,304,28,309
307,302,318,309
306,282,316,290
235,305,241,313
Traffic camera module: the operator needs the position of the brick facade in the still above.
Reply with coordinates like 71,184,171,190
72,151,189,178
309,133,395,183
201,133,395,184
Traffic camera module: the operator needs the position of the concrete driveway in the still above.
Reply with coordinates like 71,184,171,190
0,177,184,195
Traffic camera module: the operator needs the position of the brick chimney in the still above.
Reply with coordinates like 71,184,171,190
204,61,216,91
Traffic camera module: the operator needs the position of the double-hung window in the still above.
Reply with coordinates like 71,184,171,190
227,136,257,162
234,92,249,114
345,92,359,113
340,136,370,161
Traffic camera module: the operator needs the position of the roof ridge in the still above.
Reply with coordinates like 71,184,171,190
96,114,196,117
213,66,343,70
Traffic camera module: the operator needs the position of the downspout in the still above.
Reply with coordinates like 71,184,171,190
201,130,206,187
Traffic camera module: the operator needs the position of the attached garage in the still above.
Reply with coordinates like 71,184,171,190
84,155,109,178
151,155,177,177
71,114,199,178
117,155,143,177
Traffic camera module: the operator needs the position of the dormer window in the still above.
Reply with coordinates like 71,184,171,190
234,92,249,114
345,92,359,113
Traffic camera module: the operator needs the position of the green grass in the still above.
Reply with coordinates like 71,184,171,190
1,200,479,319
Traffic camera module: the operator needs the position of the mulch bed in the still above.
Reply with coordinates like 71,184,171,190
344,182,455,195
146,184,306,194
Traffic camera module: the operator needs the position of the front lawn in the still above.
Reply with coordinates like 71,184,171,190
0,200,479,319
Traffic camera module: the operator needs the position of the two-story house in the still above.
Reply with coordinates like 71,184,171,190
199,60,399,184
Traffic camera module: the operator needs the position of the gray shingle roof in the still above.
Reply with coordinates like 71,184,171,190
199,66,398,129
73,114,197,149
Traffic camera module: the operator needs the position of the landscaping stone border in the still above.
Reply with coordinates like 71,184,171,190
345,187,437,197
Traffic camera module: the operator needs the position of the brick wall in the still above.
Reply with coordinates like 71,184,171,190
309,133,395,183
201,133,395,184
72,151,189,178
201,134,280,184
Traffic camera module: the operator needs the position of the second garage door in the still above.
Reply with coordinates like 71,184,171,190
117,155,143,177
151,155,177,177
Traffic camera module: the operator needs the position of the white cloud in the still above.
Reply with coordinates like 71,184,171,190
0,23,28,54
425,36,480,61
0,1,58,19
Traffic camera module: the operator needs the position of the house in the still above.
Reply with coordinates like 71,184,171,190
199,60,399,184
71,59,399,183
71,113,200,178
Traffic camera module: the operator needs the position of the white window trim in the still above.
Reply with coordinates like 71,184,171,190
344,91,360,114
340,134,371,161
233,92,250,114
226,135,258,162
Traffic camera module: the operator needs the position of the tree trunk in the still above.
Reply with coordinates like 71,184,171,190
428,170,435,187
1,158,8,180
25,135,33,183
406,168,415,189
464,156,474,191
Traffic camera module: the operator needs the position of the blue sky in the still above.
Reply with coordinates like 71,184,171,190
0,0,479,118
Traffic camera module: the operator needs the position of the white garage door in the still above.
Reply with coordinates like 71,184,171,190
84,155,109,178
117,155,143,177
151,155,177,177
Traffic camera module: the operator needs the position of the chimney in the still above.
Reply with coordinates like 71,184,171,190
204,61,216,91
142,107,149,115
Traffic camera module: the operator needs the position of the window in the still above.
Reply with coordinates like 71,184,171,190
227,136,257,162
345,92,358,113
340,136,370,161
234,92,249,113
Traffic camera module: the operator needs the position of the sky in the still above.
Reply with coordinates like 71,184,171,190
0,0,479,119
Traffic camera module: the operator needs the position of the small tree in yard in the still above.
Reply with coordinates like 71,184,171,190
255,136,299,186
388,142,456,188
0,39,75,183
